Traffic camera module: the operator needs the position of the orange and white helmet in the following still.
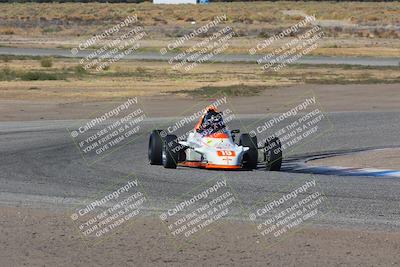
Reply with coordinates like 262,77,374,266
204,105,218,114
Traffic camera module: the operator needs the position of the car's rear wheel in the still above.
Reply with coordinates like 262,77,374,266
240,134,258,169
148,130,163,165
162,134,179,169
264,136,282,171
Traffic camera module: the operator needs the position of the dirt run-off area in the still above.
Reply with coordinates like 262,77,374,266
0,206,400,266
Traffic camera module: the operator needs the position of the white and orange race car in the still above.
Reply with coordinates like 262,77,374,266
148,107,282,171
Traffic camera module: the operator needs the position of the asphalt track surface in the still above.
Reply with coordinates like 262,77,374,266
1,111,399,231
0,47,399,66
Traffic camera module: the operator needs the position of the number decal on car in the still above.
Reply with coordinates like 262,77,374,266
217,150,236,156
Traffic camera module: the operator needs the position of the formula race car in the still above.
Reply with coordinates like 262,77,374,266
148,106,282,171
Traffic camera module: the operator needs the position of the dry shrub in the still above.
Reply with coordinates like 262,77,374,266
1,28,15,35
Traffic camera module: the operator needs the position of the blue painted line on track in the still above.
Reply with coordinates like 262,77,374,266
289,165,400,178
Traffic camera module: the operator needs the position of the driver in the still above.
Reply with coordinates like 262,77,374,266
195,106,226,135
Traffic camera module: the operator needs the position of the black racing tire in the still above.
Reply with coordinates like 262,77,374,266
178,148,186,162
264,136,282,171
162,134,179,169
240,133,258,170
148,130,163,165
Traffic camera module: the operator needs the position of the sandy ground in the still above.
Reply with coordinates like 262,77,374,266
0,83,399,121
308,148,400,170
1,206,400,267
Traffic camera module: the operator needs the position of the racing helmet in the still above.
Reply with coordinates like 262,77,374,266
202,108,225,131
204,105,219,113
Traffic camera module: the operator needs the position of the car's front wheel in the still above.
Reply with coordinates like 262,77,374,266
240,133,258,170
162,134,179,169
148,130,163,165
264,136,282,171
